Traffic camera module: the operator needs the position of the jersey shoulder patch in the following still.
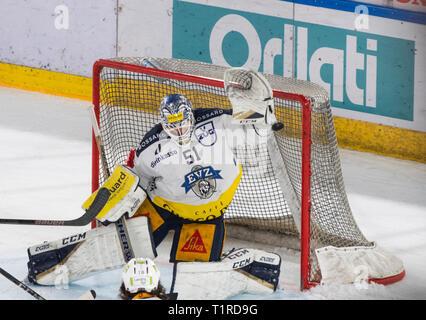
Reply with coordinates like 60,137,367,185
193,108,232,125
136,123,169,156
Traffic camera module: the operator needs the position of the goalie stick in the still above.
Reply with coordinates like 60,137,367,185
0,267,96,300
89,105,135,263
0,187,110,226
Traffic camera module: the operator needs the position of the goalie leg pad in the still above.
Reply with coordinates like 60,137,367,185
237,249,281,291
27,216,156,285
171,248,281,300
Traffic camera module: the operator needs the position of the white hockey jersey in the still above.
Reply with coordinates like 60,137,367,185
133,108,244,222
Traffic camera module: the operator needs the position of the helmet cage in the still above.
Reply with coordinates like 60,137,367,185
160,94,194,145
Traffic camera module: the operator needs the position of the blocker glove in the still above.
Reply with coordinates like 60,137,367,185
82,165,147,226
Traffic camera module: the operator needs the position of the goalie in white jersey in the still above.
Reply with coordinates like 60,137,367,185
127,93,243,262
26,68,282,298
124,67,283,264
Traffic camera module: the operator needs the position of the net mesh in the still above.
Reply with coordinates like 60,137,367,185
94,57,373,284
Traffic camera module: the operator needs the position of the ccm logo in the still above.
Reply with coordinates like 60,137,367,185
232,258,252,269
62,233,86,245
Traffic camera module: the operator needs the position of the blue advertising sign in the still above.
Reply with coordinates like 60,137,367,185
172,0,415,121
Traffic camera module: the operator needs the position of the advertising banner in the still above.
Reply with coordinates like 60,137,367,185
172,0,425,132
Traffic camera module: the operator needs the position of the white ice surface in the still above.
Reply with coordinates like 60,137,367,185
0,86,425,300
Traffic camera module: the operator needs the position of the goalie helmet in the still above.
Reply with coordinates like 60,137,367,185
159,93,194,145
122,257,160,293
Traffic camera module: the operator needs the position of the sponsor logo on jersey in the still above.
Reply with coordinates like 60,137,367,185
195,108,224,123
180,229,207,254
181,165,222,199
195,120,217,146
136,124,170,156
140,132,162,149
150,150,178,168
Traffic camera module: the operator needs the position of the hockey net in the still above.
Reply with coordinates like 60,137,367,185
91,57,405,289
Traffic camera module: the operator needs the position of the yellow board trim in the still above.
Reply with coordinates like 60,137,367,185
0,61,91,101
334,116,426,163
0,62,424,163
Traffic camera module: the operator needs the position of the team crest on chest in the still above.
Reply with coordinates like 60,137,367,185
181,165,222,199
195,121,217,146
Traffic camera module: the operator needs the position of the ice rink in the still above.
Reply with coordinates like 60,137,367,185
0,86,425,300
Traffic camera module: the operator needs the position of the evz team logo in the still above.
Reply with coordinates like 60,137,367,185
181,165,222,199
195,121,216,146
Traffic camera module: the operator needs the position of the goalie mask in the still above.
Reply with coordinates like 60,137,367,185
122,258,160,293
160,94,195,145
